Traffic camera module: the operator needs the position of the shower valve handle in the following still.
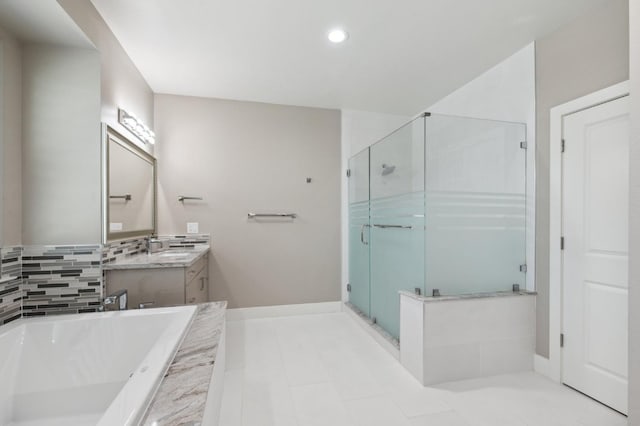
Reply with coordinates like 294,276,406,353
360,224,370,245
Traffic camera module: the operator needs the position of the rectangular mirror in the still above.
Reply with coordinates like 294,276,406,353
103,125,156,241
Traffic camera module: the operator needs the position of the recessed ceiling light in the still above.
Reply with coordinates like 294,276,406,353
328,29,348,43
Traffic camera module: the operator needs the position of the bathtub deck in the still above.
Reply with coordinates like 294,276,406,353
142,301,227,425
7,413,101,426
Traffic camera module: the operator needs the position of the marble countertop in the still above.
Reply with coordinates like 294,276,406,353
103,245,210,270
142,301,227,425
399,289,537,303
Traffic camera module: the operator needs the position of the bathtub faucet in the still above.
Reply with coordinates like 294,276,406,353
104,289,128,311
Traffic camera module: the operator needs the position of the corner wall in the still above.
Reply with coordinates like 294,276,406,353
628,0,639,421
0,26,21,247
21,44,101,245
534,0,629,357
58,0,155,155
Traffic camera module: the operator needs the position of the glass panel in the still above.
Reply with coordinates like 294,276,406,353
348,149,370,316
424,114,526,296
369,118,425,339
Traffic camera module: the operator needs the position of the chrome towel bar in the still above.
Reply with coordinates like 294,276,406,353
248,213,297,219
110,194,132,201
178,196,203,202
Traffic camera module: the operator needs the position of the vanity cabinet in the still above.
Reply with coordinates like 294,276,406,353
105,254,209,309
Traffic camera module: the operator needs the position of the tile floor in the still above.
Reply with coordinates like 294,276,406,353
219,312,627,426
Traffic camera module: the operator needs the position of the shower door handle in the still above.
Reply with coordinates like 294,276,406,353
372,224,413,229
360,224,370,245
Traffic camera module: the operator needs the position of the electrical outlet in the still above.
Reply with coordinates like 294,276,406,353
187,222,199,234
110,222,123,231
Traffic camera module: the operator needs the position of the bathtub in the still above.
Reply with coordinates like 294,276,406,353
0,305,197,426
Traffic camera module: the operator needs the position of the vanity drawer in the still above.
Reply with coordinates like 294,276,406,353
185,255,206,282
186,267,208,305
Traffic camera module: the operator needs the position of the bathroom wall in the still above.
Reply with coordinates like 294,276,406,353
0,25,21,247
21,44,101,245
534,0,629,357
155,94,341,308
59,0,155,155
628,0,639,421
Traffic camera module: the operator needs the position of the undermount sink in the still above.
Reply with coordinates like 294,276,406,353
155,252,190,258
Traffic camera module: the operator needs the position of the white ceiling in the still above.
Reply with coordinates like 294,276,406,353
91,0,608,115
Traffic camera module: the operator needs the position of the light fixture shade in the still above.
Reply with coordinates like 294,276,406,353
118,108,156,145
328,29,348,43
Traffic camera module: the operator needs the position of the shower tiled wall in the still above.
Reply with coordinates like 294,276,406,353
0,247,23,324
22,245,102,317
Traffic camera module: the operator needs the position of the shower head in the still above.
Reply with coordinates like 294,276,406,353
381,164,396,176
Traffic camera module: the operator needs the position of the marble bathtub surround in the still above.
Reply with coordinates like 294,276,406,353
142,301,227,425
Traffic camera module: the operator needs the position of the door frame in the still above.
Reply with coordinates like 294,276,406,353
547,80,630,382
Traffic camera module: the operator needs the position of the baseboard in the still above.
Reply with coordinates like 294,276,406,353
226,301,342,321
343,303,400,360
534,354,552,379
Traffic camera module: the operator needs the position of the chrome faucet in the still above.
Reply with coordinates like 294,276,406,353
104,289,128,311
147,237,168,254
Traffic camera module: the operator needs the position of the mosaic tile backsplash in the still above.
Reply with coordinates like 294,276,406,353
0,234,211,326
22,245,102,317
0,246,23,324
160,234,210,248
103,237,148,264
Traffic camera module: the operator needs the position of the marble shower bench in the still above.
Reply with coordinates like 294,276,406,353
399,290,536,385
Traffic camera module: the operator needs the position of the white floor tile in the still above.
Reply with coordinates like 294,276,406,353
344,395,410,426
241,376,298,426
408,410,471,426
389,387,452,418
220,312,626,426
291,382,355,426
319,345,385,400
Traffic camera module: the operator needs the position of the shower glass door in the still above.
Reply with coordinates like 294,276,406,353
348,149,371,316
369,117,425,339
424,114,527,296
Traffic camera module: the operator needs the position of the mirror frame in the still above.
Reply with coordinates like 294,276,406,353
102,124,157,242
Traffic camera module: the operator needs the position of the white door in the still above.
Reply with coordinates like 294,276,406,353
562,95,629,414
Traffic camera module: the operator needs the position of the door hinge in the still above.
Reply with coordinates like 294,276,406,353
519,264,527,273
520,141,527,149
561,237,565,250
560,333,564,348
347,283,351,292
346,169,351,178
561,139,565,153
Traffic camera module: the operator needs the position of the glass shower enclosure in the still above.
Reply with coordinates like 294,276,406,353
348,113,527,340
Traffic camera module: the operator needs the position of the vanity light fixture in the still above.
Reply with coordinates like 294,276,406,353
328,28,348,43
118,108,156,145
